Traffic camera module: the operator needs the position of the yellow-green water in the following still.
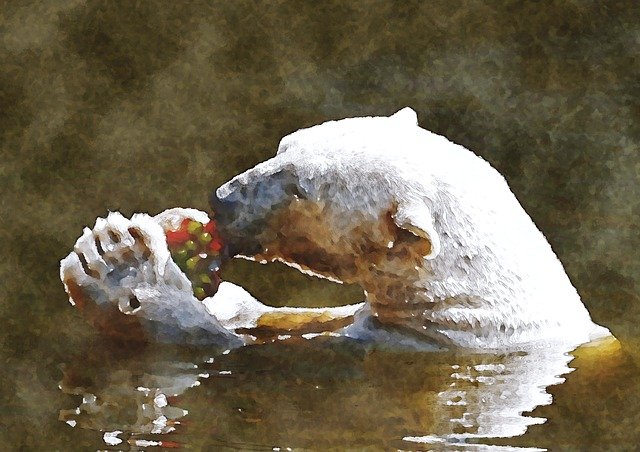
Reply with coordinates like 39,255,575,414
2,1,640,449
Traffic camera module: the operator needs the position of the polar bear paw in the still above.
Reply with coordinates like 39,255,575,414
60,209,241,347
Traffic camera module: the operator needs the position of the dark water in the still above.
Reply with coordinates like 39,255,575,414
49,334,634,451
2,1,640,449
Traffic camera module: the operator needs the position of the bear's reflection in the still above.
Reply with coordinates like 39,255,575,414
58,338,580,450
58,343,214,448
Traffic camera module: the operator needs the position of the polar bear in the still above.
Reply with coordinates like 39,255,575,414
61,108,611,350
211,107,611,349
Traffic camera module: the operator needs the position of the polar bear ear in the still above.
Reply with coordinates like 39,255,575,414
389,107,418,126
391,201,440,260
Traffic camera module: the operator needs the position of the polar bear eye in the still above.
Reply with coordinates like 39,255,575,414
284,182,304,199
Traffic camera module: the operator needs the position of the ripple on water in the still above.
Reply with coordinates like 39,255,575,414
54,335,630,450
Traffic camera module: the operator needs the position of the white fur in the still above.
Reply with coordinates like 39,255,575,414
60,210,242,346
217,108,611,349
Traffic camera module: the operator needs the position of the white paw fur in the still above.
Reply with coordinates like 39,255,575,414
60,209,242,346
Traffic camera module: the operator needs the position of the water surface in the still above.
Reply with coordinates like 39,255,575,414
48,328,638,450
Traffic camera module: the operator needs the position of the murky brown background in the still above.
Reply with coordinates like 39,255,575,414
2,1,640,450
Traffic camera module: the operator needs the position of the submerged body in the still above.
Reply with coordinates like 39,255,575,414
213,108,610,349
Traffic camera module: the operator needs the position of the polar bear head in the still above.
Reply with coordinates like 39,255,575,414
212,108,439,284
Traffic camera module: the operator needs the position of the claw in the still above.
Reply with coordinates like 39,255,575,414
104,212,135,247
74,228,109,278
93,217,116,253
130,213,171,278
60,208,245,346
118,293,142,315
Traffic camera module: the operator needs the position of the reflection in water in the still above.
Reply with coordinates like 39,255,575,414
57,338,615,450
58,345,216,449
401,349,572,451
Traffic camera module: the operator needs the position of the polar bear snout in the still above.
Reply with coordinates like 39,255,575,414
210,189,264,257
212,167,371,282
211,167,307,258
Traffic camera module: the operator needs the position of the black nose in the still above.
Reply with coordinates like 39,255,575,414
209,190,238,255
209,189,264,258
209,190,233,231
